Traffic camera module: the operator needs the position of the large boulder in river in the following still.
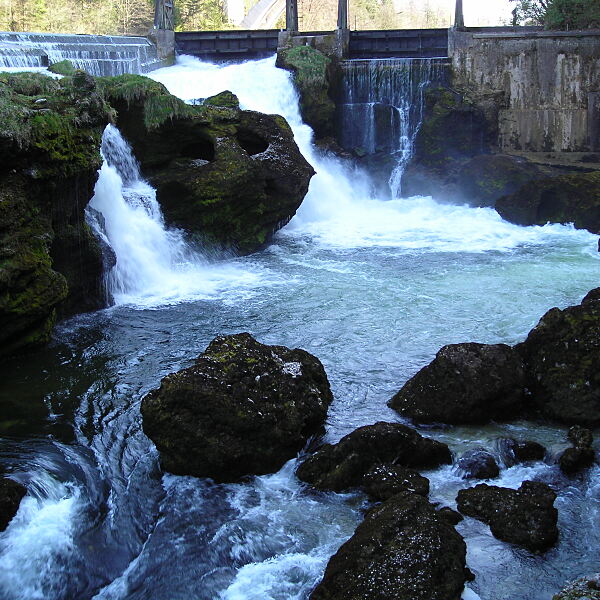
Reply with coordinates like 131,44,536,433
0,71,112,358
388,343,526,424
310,492,471,600
0,478,26,531
141,333,333,482
456,481,558,552
496,172,600,234
457,449,500,480
559,426,595,475
101,75,314,255
516,290,600,425
296,422,451,493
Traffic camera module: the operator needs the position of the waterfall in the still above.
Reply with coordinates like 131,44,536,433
338,58,448,197
86,125,265,306
0,32,162,75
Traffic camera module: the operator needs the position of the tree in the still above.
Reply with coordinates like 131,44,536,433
510,0,600,28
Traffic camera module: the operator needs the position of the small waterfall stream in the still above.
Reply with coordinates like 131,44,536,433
338,58,448,197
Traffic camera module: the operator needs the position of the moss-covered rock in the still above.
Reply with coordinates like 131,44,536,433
310,492,471,600
0,71,111,358
276,45,336,140
516,291,600,425
48,60,76,76
102,74,314,255
495,171,600,234
203,90,239,109
141,333,333,482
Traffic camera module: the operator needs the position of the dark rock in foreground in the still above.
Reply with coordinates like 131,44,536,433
457,481,558,552
457,449,500,480
389,343,525,424
496,172,600,234
296,422,451,493
141,333,333,482
102,76,314,255
516,290,600,425
553,574,600,600
0,478,26,531
310,492,470,600
559,426,595,475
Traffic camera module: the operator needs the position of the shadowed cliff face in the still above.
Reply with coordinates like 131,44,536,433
0,71,111,358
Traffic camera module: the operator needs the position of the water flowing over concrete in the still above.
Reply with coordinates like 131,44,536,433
0,32,166,75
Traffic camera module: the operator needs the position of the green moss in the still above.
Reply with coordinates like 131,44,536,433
99,74,195,129
48,60,76,76
204,90,239,109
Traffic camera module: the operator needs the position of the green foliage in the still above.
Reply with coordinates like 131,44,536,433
174,0,231,31
48,60,76,76
280,46,330,88
510,0,599,28
98,74,195,129
545,0,600,28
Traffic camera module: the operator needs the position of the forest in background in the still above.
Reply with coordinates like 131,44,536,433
0,0,595,35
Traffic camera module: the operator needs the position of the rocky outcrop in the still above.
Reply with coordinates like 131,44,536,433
310,492,471,600
559,426,595,475
296,422,451,493
0,478,26,531
456,481,558,552
101,75,314,255
457,449,500,480
553,574,600,600
388,343,526,425
496,172,600,234
276,45,336,140
0,71,111,358
516,290,600,425
141,333,333,482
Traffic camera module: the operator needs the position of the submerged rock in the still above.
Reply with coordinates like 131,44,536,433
497,438,546,465
516,290,600,425
559,426,595,475
457,449,500,480
0,478,26,531
310,492,470,600
0,71,111,358
496,172,600,234
296,422,451,493
553,574,600,600
101,75,314,255
141,333,333,482
456,481,558,552
388,343,526,424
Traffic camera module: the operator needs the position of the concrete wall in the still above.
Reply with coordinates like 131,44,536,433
449,29,600,152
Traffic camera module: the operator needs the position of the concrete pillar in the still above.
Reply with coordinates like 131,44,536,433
454,0,464,28
338,0,348,30
286,0,299,32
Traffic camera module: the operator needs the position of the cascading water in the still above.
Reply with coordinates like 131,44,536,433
0,54,599,600
86,124,268,306
0,32,162,75
338,58,448,197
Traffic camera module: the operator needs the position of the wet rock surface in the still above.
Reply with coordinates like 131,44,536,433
296,422,451,493
496,172,600,234
456,480,558,552
310,492,470,600
559,426,595,475
457,449,500,479
388,343,526,424
516,290,600,425
141,333,333,482
362,464,430,501
498,438,546,465
553,574,600,600
0,478,26,531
